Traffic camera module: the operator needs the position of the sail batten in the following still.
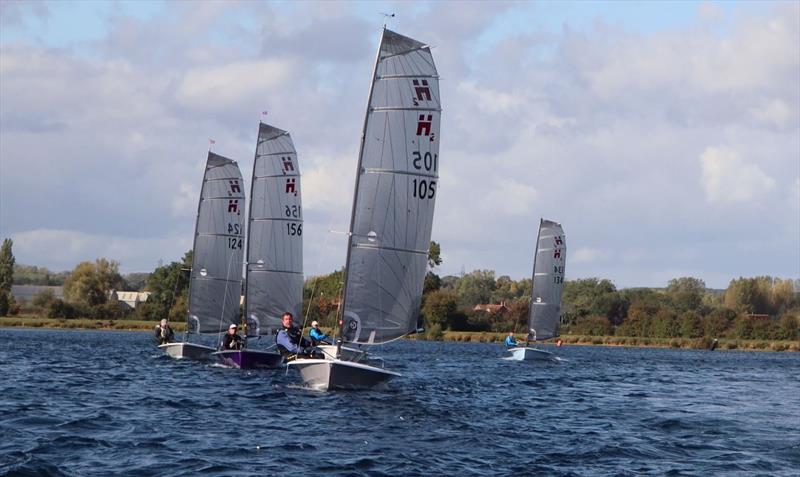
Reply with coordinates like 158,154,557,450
187,152,246,335
528,219,567,341
244,122,303,338
341,28,441,346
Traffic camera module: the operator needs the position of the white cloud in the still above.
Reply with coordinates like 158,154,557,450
175,59,296,112
700,146,776,203
749,98,793,129
11,229,191,272
572,247,610,264
479,179,539,216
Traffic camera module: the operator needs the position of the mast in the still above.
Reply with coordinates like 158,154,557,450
526,218,544,346
184,152,211,341
242,124,259,337
337,27,386,355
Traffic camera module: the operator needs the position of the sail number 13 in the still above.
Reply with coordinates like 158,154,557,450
411,151,437,200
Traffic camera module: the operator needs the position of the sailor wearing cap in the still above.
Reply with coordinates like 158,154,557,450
221,323,244,350
308,320,331,346
154,318,175,345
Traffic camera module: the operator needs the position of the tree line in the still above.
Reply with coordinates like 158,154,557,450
2,238,798,342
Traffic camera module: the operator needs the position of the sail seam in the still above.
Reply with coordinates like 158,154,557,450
246,269,303,275
377,74,439,80
363,168,437,179
371,107,441,112
193,276,243,283
250,218,302,223
380,45,429,60
253,173,301,179
255,151,295,156
352,243,428,255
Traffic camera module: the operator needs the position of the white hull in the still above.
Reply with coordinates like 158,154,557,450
287,358,400,391
505,346,557,361
159,342,216,361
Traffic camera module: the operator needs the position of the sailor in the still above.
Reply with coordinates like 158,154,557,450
308,320,331,346
221,323,244,350
504,332,518,348
276,312,313,357
154,319,175,345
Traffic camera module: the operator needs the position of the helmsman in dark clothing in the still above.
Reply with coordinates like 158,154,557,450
154,319,175,345
221,323,244,350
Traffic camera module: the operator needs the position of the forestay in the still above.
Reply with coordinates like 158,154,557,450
341,29,441,345
187,152,246,334
245,123,303,337
529,219,567,341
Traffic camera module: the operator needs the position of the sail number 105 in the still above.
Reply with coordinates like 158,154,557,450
411,151,438,200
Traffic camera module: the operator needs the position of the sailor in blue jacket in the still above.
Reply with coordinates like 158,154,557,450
276,312,312,356
308,321,331,346
504,332,518,348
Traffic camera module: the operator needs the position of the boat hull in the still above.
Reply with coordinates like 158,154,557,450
505,346,557,361
287,359,400,391
159,342,216,361
212,350,283,369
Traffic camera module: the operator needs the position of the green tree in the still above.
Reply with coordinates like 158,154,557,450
724,277,771,314
456,270,496,308
63,258,124,306
422,289,461,330
777,313,798,340
423,271,442,295
427,241,442,269
142,251,193,319
665,277,706,313
570,315,613,336
0,239,14,316
31,289,57,309
563,278,627,325
703,307,737,337
679,311,703,338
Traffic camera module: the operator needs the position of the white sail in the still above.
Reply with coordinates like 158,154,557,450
244,123,303,337
528,219,566,341
187,152,246,334
340,28,441,345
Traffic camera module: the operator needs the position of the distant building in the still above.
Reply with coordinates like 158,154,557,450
109,290,151,309
10,285,64,303
473,301,509,314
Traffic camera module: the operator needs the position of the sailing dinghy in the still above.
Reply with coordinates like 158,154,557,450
160,152,246,360
288,28,441,390
213,123,302,369
506,219,566,361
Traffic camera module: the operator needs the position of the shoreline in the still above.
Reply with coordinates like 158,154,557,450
3,316,798,352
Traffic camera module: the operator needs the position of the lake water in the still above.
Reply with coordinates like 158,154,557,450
1,328,798,476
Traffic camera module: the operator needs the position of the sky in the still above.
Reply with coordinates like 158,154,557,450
0,0,798,289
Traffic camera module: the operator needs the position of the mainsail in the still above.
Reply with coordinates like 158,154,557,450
244,123,303,337
187,152,246,334
340,28,441,345
529,219,567,341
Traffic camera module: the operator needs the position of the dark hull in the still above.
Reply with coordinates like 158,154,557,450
212,349,283,369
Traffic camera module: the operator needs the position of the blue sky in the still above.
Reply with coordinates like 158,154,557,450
1,0,798,289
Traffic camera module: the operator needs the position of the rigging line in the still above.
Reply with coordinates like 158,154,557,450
217,238,240,337
301,212,339,338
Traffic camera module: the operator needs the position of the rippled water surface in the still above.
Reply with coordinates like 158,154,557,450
1,328,798,476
